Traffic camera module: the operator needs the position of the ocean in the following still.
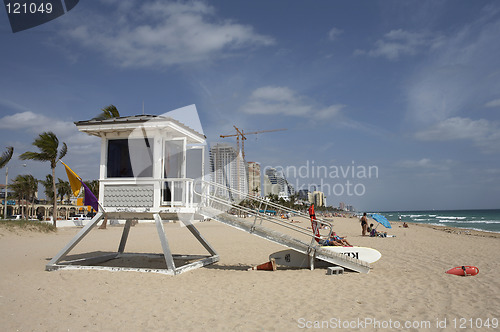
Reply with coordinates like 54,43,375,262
379,209,500,234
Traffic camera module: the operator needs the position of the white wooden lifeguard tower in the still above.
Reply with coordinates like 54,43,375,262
46,106,372,275
46,106,219,275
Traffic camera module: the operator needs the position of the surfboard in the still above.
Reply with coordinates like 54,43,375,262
269,246,382,268
445,266,479,276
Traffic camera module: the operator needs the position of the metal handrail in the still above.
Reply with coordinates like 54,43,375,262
200,191,318,238
193,181,371,269
193,179,335,243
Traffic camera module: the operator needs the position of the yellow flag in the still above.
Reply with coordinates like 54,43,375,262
61,161,82,197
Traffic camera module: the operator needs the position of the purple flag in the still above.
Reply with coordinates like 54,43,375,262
81,181,99,212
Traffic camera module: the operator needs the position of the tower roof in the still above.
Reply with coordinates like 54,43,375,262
75,114,206,143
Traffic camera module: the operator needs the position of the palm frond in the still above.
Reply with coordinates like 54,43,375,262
92,104,120,120
0,146,14,169
20,132,66,165
19,151,44,161
58,142,68,160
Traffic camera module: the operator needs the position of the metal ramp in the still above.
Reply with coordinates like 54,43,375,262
195,181,370,274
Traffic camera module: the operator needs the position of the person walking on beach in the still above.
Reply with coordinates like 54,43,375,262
360,212,368,236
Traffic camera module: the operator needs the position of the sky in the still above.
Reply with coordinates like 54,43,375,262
1,0,500,212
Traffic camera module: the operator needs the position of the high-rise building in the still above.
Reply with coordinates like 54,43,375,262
247,162,261,196
263,167,293,199
209,143,247,199
297,189,309,201
339,202,345,211
309,190,325,207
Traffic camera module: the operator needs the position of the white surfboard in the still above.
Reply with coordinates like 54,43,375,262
270,247,381,268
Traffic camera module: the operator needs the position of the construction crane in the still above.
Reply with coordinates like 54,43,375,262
220,126,287,160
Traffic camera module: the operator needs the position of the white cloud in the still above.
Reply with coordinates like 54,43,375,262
0,111,101,180
404,13,500,125
0,111,68,131
241,86,345,120
398,158,452,171
415,117,490,141
250,86,295,102
415,117,500,153
62,0,274,68
328,27,343,41
406,67,473,124
400,158,432,168
0,111,99,154
485,98,500,108
355,29,436,60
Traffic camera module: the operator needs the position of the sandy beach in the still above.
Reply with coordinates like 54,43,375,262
1,217,499,331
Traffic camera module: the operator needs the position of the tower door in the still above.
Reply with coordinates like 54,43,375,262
186,145,205,204
163,138,186,205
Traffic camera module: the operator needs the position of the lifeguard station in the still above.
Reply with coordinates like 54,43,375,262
46,106,219,275
47,105,372,275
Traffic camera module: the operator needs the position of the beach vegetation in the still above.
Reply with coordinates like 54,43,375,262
9,174,38,219
0,146,14,169
92,104,120,120
20,132,67,227
39,174,54,201
238,192,341,215
0,218,56,233
86,105,119,230
83,179,100,198
56,178,72,203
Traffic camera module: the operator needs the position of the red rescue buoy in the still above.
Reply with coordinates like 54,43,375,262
445,266,479,276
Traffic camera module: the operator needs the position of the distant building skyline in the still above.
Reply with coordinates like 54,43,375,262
309,190,325,207
247,161,261,196
209,143,247,199
263,167,294,199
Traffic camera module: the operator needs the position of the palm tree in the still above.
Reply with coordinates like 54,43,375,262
39,174,54,202
57,178,71,204
26,175,38,219
83,180,99,198
266,193,279,203
0,146,14,169
20,132,67,227
91,104,120,229
10,174,36,219
92,105,120,120
1,147,14,219
10,175,27,218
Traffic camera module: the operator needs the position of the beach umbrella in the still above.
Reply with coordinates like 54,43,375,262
370,213,392,229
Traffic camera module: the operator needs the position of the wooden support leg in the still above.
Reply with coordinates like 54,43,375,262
309,253,315,271
183,218,218,256
307,247,316,271
46,212,104,268
154,214,176,273
118,219,132,254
